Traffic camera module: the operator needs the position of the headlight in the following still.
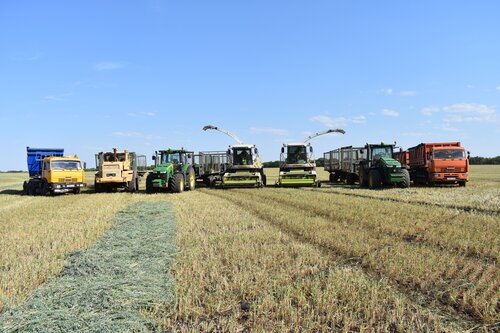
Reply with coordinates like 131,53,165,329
434,174,440,178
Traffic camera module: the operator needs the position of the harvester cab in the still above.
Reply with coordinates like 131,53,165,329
146,148,196,193
203,125,265,187
359,143,410,189
94,148,146,192
277,129,345,187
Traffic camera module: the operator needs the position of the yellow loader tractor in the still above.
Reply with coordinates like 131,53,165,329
94,148,147,192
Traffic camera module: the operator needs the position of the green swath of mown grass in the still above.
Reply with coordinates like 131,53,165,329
0,201,176,333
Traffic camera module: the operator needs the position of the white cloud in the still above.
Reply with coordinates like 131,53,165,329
400,90,417,96
442,103,494,115
377,88,393,95
423,103,497,123
128,112,156,118
421,106,440,116
42,93,72,102
249,127,288,136
310,115,366,127
496,86,500,91
94,61,127,71
382,109,399,117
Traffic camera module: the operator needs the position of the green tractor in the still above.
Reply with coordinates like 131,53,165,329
358,143,410,189
146,149,196,193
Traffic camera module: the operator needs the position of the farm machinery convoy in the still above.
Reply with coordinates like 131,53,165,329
21,139,469,195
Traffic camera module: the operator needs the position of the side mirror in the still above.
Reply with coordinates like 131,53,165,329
467,151,470,159
281,147,284,154
187,153,192,159
227,149,231,155
255,148,259,154
83,162,87,170
152,155,156,161
310,146,313,153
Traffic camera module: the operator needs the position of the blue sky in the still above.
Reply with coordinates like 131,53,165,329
1,1,499,170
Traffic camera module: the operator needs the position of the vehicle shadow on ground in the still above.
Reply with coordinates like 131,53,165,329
0,189,23,195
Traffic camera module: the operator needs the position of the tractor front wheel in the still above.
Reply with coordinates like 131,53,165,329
458,181,466,187
171,173,185,193
400,169,410,188
368,170,382,189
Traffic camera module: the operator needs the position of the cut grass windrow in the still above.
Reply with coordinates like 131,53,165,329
163,191,467,332
203,188,499,325
308,186,500,215
0,201,176,333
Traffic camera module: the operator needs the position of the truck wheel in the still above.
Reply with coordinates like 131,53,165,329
261,174,267,187
146,174,156,194
458,181,466,187
95,181,102,193
400,169,410,188
23,181,29,195
346,174,356,185
368,170,382,189
186,168,196,191
73,188,81,194
171,173,184,193
41,180,50,195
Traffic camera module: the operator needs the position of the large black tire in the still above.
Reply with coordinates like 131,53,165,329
368,169,382,189
41,179,50,195
128,174,137,192
73,187,81,194
261,174,267,187
329,172,338,183
94,181,102,193
186,168,196,191
400,169,410,188
459,181,466,187
346,173,356,185
359,168,369,187
170,173,184,193
23,181,29,195
146,173,156,194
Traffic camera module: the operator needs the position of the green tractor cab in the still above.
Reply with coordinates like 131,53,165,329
359,143,410,189
146,149,196,193
277,143,317,187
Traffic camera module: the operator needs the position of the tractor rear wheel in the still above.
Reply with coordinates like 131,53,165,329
400,169,410,188
368,170,382,189
359,169,369,187
186,168,196,191
146,174,156,194
171,173,184,193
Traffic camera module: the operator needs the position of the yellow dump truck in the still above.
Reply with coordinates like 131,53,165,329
94,148,147,192
23,147,86,195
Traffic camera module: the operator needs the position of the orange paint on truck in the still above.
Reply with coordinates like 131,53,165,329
407,142,469,186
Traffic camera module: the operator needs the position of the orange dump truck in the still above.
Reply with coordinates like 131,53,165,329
407,142,469,186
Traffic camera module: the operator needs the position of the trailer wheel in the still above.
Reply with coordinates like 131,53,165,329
171,173,184,193
41,180,50,195
329,172,338,183
261,174,267,187
458,181,466,187
73,188,81,194
23,181,29,195
400,169,410,188
94,181,102,193
368,170,382,189
346,173,356,185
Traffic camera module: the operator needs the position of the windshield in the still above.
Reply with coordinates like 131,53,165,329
434,149,466,159
371,146,393,159
233,148,253,165
286,146,308,164
161,152,183,164
51,160,82,170
103,152,125,162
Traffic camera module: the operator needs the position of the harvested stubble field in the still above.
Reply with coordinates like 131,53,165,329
0,165,498,332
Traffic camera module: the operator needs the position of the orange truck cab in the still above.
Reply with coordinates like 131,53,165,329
408,142,469,186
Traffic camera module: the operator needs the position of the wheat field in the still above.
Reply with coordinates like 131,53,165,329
0,165,498,332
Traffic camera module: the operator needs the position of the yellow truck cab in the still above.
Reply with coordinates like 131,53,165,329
23,147,86,195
